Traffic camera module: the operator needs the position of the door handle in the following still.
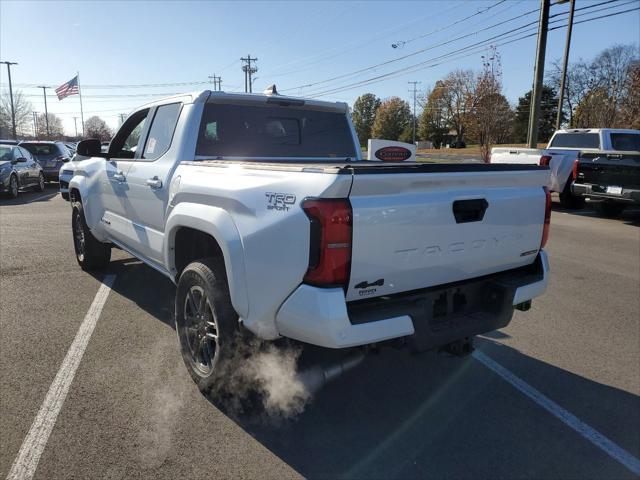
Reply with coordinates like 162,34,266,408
146,176,162,189
113,171,126,182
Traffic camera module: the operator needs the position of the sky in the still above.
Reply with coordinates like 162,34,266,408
1,0,638,136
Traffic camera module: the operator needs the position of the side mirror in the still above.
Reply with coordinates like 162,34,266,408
76,139,102,157
15,157,27,163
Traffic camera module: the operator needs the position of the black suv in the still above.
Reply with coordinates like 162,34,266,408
20,141,71,181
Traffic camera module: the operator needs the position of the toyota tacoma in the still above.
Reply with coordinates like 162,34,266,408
66,88,551,392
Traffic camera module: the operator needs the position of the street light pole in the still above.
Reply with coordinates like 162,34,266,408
37,86,50,138
1,61,18,140
527,0,550,148
556,0,575,130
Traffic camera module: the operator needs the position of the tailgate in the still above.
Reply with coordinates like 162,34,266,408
577,153,640,189
346,164,549,302
490,148,542,164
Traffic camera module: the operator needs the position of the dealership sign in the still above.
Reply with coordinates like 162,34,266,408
367,139,416,162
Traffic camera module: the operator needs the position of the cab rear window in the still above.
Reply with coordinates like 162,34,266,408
549,133,600,149
196,103,356,158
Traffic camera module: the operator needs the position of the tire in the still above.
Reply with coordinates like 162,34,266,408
595,201,626,218
7,174,18,199
175,257,240,393
71,200,111,270
35,172,45,192
559,181,585,209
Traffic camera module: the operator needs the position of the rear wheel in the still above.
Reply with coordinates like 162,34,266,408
559,180,585,209
71,201,111,270
35,172,45,192
595,201,626,218
175,257,241,393
7,174,18,199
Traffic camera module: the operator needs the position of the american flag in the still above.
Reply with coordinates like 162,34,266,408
55,75,79,100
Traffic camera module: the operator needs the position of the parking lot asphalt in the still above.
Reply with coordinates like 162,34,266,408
1,186,639,479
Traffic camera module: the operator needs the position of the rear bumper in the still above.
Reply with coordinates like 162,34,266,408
43,170,59,181
276,251,549,349
572,183,640,204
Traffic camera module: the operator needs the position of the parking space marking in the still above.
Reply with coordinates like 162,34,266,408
23,192,59,204
473,350,640,476
6,275,116,480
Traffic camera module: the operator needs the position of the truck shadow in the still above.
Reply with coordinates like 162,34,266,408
552,200,640,227
101,257,176,330
208,339,639,480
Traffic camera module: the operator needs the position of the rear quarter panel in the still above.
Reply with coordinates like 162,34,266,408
169,163,352,339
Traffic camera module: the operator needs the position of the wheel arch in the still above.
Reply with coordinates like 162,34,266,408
165,203,249,319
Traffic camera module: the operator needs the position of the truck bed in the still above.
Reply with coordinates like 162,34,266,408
185,159,546,174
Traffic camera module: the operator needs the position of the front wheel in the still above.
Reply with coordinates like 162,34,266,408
7,174,18,199
175,257,241,393
35,172,45,192
71,201,111,270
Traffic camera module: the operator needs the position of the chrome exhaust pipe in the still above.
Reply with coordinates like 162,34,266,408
297,351,365,394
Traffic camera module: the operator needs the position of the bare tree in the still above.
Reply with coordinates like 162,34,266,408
35,113,64,139
467,52,512,162
0,90,34,138
439,69,475,145
84,116,113,141
550,44,639,128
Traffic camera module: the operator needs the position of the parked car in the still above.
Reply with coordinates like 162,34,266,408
20,141,71,181
490,129,640,208
572,149,640,217
0,143,45,198
65,90,550,393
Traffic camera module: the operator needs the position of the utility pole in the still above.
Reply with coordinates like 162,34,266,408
73,117,78,137
37,86,50,138
1,61,18,140
208,74,222,91
241,55,258,93
555,0,575,130
408,81,421,145
527,0,551,148
118,113,127,125
32,111,38,138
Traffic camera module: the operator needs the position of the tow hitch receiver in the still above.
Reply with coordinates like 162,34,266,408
441,336,475,357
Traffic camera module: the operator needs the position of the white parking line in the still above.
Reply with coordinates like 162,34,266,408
23,192,58,204
473,350,640,476
6,275,116,480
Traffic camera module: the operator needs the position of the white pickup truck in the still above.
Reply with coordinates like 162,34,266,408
490,129,640,208
66,89,550,393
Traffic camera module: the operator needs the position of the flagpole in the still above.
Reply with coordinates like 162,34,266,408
77,71,85,138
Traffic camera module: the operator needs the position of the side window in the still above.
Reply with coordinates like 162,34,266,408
18,147,32,161
611,133,640,151
141,103,181,161
109,109,150,159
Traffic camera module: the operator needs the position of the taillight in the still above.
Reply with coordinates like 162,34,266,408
540,155,551,167
541,187,551,249
302,198,352,287
572,158,580,179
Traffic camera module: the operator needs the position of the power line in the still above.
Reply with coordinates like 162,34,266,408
391,0,508,48
283,0,622,94
305,5,639,99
